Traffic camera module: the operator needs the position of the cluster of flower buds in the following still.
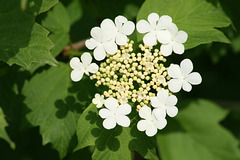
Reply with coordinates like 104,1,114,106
70,13,202,137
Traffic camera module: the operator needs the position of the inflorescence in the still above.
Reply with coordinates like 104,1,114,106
70,13,202,137
90,40,170,111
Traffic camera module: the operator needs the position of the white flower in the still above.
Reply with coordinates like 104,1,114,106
118,85,125,93
85,27,117,61
101,15,135,46
160,23,188,56
144,51,152,58
99,97,131,129
136,13,171,46
122,53,130,60
92,93,105,108
70,52,99,82
119,96,128,104
157,75,166,84
137,106,167,137
151,89,178,119
145,62,154,70
168,59,202,93
138,91,146,101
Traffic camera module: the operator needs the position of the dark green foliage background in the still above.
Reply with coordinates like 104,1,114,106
0,0,240,160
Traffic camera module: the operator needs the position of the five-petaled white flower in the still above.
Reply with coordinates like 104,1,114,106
151,89,178,119
101,15,135,46
99,97,131,129
137,106,167,137
70,52,99,82
92,93,105,108
168,59,202,93
136,13,171,47
85,27,117,61
160,23,188,56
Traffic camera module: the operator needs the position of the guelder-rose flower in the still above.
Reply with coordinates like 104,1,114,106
101,15,135,46
136,13,171,46
70,52,99,82
137,106,167,137
85,27,117,61
168,59,202,93
99,97,131,129
160,23,188,56
92,93,105,108
151,89,178,119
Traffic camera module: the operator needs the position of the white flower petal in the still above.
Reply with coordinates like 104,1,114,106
92,95,99,104
175,31,188,43
87,63,99,74
143,32,157,46
166,95,178,106
148,13,159,26
103,116,116,129
173,42,184,54
116,115,130,127
166,106,178,117
115,15,127,28
146,123,158,137
167,23,178,36
157,89,169,104
90,27,102,42
187,72,202,85
94,45,106,61
160,43,173,56
103,41,118,55
96,102,103,108
139,106,151,119
167,64,183,79
116,33,128,46
154,118,167,130
104,97,118,111
99,108,113,118
151,97,160,108
182,81,192,92
168,79,183,93
101,18,116,31
121,21,135,35
71,70,84,82
85,38,98,50
81,52,92,66
158,15,172,29
157,30,171,44
136,20,151,33
180,59,193,75
70,57,81,69
153,108,166,120
137,120,149,132
117,104,131,115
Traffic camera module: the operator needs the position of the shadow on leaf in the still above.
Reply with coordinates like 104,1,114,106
84,109,122,152
55,96,83,119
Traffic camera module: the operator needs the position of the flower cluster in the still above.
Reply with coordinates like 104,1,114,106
70,13,202,137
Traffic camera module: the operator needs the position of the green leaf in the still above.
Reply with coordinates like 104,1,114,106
76,103,159,160
65,0,83,25
0,107,15,149
157,99,240,160
137,0,231,49
22,63,95,158
40,2,70,57
0,0,58,69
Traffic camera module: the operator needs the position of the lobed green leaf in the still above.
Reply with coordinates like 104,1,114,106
0,0,58,69
0,107,15,149
22,63,95,158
